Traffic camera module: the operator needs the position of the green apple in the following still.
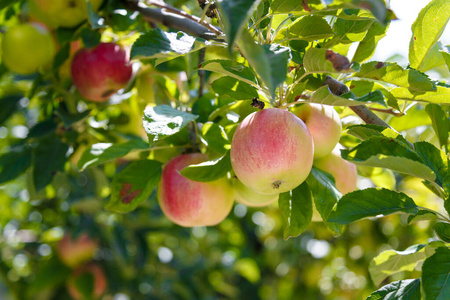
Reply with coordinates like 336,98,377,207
28,0,104,28
2,23,55,75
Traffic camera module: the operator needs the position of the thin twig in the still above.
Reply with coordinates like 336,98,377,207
123,0,223,40
144,0,223,36
369,107,405,117
198,48,206,98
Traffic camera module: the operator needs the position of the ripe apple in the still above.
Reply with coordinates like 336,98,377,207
67,264,107,300
71,43,133,102
158,153,234,227
57,233,99,267
28,0,103,28
230,108,314,195
292,103,342,159
1,23,55,75
313,145,358,194
234,178,278,207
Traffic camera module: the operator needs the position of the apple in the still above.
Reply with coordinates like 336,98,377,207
57,233,99,267
313,145,358,194
28,0,104,28
230,108,314,195
67,264,107,300
292,103,342,159
135,67,156,103
71,43,133,102
234,178,278,207
1,23,55,75
158,153,234,227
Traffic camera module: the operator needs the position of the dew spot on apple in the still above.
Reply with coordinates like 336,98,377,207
120,182,141,204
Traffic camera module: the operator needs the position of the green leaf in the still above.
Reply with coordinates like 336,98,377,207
78,139,149,170
238,30,290,98
180,152,231,182
390,86,450,104
426,104,450,149
143,105,198,144
0,95,22,126
441,50,450,71
422,247,450,300
369,244,434,286
33,137,69,191
341,137,436,182
306,168,343,234
217,0,261,51
354,61,436,92
196,59,258,87
346,124,405,141
349,79,399,110
0,0,20,10
27,120,58,139
80,28,101,48
352,21,388,63
409,0,450,71
408,210,438,224
434,222,450,243
310,86,385,106
86,0,105,29
419,42,446,72
328,188,419,224
279,182,313,240
304,48,351,73
286,16,334,41
211,76,259,100
131,29,205,60
414,141,448,186
105,160,162,213
332,12,374,43
0,146,32,184
201,123,231,155
366,279,421,300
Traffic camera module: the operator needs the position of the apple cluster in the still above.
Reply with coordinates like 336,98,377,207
157,104,357,227
1,0,133,103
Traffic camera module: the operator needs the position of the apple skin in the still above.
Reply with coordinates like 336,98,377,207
57,233,99,267
67,264,107,300
71,43,133,102
28,0,103,28
158,153,235,227
292,103,342,159
313,146,357,194
234,179,278,207
230,108,314,195
1,23,55,75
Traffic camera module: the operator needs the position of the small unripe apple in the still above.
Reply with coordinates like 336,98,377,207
67,264,107,300
57,233,98,267
230,108,314,195
293,103,342,159
313,145,357,194
71,43,133,102
1,23,55,75
158,153,235,227
135,68,156,103
28,0,104,28
234,179,278,207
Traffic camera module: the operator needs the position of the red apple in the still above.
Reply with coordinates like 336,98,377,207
158,153,235,227
234,178,278,207
230,108,314,195
71,43,133,102
293,103,342,159
67,264,107,300
313,145,358,194
57,233,98,267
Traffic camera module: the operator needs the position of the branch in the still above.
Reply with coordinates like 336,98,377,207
123,0,223,41
323,76,391,128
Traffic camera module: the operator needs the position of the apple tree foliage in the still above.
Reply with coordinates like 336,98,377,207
0,0,450,299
